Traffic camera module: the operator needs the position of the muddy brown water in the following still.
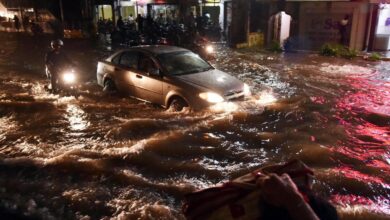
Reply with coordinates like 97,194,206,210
0,33,389,219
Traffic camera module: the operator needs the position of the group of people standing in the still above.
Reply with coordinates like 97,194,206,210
97,14,151,35
0,15,22,31
104,11,217,40
0,14,46,35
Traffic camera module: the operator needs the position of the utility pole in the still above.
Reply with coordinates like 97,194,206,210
59,0,64,22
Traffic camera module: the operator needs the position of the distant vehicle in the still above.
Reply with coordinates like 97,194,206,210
96,45,250,111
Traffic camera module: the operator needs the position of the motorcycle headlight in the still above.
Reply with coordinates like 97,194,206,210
199,92,224,103
63,71,76,84
243,83,251,96
205,45,214,54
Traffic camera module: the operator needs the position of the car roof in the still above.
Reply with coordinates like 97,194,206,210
123,45,190,55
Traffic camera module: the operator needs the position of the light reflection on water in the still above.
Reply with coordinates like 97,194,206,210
65,104,89,131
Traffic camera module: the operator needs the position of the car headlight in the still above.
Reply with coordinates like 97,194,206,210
63,71,76,84
243,83,251,96
205,45,214,54
199,92,224,103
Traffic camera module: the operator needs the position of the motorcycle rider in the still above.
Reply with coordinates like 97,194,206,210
45,39,72,93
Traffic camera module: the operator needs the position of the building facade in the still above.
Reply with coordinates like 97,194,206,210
93,0,229,28
230,0,390,51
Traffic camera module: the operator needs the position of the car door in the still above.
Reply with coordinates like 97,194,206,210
133,53,164,105
115,51,139,96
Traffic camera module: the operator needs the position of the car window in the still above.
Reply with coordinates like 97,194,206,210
157,51,213,75
111,54,121,65
138,54,159,76
119,52,138,69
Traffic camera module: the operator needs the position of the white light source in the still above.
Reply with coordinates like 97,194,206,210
210,102,238,112
206,45,214,54
63,71,76,84
257,92,277,105
199,92,224,103
243,83,251,96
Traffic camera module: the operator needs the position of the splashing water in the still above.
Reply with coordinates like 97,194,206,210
0,35,389,219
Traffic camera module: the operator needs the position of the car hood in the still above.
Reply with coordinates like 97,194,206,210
175,69,244,95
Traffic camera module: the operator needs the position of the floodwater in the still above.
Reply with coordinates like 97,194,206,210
0,33,389,219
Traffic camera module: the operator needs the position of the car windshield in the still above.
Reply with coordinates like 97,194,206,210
157,51,213,76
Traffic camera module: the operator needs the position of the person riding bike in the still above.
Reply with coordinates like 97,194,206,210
45,39,72,93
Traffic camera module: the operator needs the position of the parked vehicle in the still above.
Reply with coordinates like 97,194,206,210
96,45,251,111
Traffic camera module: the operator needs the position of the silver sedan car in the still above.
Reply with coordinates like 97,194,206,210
97,45,251,111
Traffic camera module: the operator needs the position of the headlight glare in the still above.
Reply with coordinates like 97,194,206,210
205,45,214,54
63,71,76,84
243,83,251,96
199,92,224,103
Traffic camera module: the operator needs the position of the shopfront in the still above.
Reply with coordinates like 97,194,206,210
130,0,153,17
374,3,390,50
95,0,113,21
200,0,222,25
147,3,179,23
119,1,135,19
97,5,113,20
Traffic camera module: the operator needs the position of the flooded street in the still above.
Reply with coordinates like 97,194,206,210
0,33,389,219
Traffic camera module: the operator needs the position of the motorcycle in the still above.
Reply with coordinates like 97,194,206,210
45,66,79,96
186,36,216,61
195,43,216,60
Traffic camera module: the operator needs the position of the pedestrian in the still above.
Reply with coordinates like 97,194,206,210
136,14,144,33
117,16,124,31
13,15,20,32
22,15,30,31
128,14,135,30
186,12,196,30
196,14,203,33
339,15,350,46
106,18,114,33
155,13,164,26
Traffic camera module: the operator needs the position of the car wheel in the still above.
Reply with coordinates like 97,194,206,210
169,97,188,112
103,79,116,94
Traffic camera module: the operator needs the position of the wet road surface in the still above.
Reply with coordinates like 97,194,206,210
0,33,389,219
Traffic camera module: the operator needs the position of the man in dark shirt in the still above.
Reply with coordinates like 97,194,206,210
45,39,72,93
339,15,350,46
136,14,144,33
